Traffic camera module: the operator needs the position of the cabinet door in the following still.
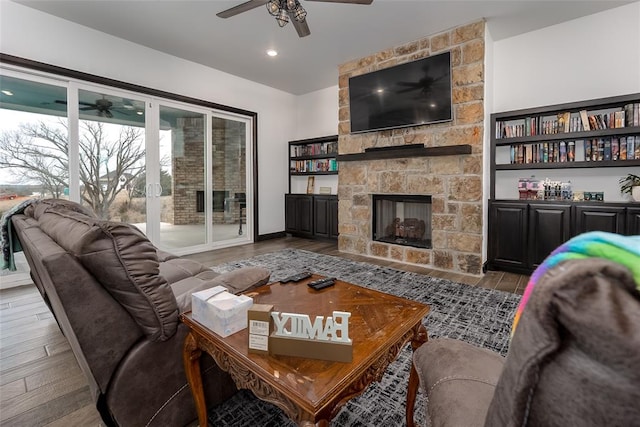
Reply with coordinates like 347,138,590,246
488,202,528,271
574,205,626,235
626,208,640,235
528,204,571,269
285,194,298,233
314,196,330,238
297,196,313,236
329,197,339,240
284,194,313,237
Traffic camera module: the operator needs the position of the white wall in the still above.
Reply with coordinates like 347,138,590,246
0,1,297,235
493,3,640,112
294,86,339,140
491,2,640,202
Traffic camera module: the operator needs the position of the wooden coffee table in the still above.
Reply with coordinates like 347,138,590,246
181,275,430,427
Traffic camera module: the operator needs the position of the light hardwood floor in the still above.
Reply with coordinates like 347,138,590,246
0,237,528,427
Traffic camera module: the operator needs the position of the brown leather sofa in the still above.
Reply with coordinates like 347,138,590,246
10,199,271,426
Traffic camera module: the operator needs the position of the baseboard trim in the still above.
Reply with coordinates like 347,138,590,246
256,231,286,241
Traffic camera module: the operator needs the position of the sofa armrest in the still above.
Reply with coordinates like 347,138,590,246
413,338,504,427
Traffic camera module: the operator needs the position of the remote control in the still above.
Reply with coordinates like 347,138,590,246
311,279,335,290
307,277,336,289
281,272,312,283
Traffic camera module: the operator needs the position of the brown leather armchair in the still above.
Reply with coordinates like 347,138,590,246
407,258,640,426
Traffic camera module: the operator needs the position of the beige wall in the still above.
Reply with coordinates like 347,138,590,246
337,20,485,275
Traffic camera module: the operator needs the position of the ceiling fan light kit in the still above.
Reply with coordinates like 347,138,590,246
268,0,306,28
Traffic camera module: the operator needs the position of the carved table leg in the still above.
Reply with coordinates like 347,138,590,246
406,323,428,427
183,332,208,427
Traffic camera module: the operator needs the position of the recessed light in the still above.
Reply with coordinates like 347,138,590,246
266,49,278,57
1,90,13,96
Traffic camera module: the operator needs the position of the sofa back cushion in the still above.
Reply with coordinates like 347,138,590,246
31,201,179,341
485,258,640,426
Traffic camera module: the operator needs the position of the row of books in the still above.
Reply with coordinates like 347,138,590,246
508,135,640,164
584,136,640,162
290,159,338,173
509,141,575,164
291,141,338,158
496,103,640,139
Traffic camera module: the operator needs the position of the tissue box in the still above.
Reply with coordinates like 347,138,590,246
192,286,253,337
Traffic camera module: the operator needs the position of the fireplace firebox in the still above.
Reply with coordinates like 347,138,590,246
372,194,432,249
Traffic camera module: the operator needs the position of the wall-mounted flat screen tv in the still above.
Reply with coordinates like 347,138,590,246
349,51,452,134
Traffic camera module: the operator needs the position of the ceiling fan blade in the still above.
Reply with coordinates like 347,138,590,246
289,14,311,37
216,0,269,18
306,0,373,4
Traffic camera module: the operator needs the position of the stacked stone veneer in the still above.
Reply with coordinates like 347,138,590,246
172,117,246,225
337,20,485,275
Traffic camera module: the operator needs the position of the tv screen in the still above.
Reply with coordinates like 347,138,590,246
349,51,452,133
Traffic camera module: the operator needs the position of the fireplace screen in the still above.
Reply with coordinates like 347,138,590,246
372,195,432,249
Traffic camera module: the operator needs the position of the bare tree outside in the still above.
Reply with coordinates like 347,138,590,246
0,119,147,219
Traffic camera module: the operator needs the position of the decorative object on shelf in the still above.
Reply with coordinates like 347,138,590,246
306,176,315,194
619,173,640,201
319,186,331,195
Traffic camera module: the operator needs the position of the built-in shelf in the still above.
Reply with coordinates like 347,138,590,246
336,144,472,162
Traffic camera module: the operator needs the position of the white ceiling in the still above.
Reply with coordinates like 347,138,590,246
13,0,633,95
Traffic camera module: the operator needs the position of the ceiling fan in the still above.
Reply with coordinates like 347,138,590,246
55,96,129,118
217,0,373,38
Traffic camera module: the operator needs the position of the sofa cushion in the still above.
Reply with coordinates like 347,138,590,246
32,204,179,342
172,266,271,312
159,257,214,284
413,338,504,427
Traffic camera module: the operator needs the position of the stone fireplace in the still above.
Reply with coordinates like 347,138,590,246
373,194,432,249
337,20,485,275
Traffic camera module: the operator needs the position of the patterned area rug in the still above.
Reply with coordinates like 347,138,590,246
208,249,521,426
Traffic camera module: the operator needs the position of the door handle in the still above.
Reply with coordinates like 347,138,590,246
155,183,162,197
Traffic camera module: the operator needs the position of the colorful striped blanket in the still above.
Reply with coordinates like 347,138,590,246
512,231,640,336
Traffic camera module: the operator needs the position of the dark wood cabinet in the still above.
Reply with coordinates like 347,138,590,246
487,200,639,274
285,194,338,240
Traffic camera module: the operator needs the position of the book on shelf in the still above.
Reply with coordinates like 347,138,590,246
603,139,611,161
557,112,571,133
612,138,619,161
620,136,627,160
567,141,575,161
579,110,590,131
584,140,591,161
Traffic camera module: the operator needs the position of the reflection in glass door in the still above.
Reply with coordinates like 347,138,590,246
77,88,147,227
157,104,207,249
212,114,250,243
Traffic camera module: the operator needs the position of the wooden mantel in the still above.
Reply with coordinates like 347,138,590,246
336,144,472,162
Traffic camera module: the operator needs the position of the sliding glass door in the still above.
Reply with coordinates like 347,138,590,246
0,66,256,273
